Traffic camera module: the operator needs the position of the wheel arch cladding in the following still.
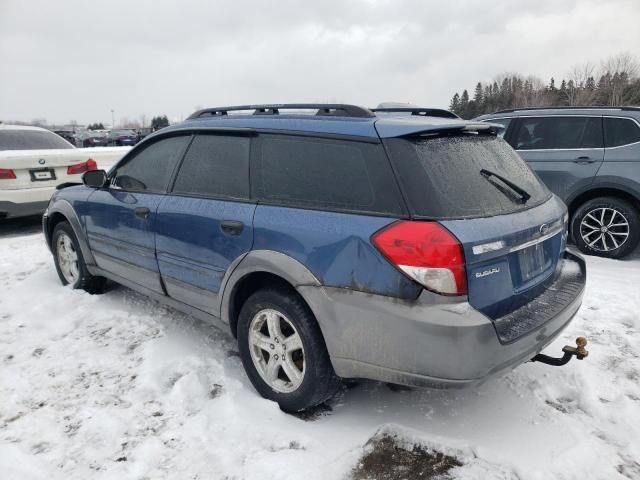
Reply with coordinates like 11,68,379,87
568,185,640,218
48,200,96,266
47,212,68,243
220,250,322,338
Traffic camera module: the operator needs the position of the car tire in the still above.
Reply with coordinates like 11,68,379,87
52,221,106,294
237,287,341,412
571,196,640,259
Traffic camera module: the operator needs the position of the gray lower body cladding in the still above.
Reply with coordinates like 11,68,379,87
299,249,586,388
0,200,48,219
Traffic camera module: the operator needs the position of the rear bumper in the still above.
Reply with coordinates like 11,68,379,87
299,248,586,388
0,187,55,219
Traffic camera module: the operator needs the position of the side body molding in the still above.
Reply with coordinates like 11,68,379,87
219,249,322,325
46,198,96,266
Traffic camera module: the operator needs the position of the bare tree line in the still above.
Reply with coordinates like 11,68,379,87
450,52,640,119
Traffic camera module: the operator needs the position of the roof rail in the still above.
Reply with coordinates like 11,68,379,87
491,105,640,114
187,104,375,120
371,107,460,119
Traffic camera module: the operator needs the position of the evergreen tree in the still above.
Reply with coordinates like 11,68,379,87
459,90,470,118
473,82,484,109
500,77,511,108
558,79,568,105
151,115,170,130
449,93,461,115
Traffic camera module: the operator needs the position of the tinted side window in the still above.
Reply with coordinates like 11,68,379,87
604,117,640,148
253,135,404,215
114,136,189,192
515,116,602,150
172,134,250,199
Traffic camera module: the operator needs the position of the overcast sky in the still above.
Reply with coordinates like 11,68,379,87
1,0,639,126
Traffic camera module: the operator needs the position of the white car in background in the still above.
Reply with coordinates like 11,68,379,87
0,124,130,219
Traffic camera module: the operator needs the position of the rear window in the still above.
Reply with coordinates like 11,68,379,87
604,117,640,147
0,129,73,150
384,135,551,219
253,135,405,215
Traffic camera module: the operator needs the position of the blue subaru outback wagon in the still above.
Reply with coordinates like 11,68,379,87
43,104,586,412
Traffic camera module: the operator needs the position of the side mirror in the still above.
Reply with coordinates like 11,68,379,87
82,169,108,188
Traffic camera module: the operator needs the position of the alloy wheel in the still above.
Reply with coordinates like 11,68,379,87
56,233,79,284
248,308,305,393
579,207,630,252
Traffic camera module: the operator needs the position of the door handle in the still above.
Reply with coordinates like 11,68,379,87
221,220,244,236
573,156,597,164
134,207,150,219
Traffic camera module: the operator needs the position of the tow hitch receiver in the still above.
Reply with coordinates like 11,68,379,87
531,337,589,367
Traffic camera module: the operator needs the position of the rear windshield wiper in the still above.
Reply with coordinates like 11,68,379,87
480,169,531,204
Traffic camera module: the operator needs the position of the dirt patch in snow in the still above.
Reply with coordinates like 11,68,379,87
351,433,462,480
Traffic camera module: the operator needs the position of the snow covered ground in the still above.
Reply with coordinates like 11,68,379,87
1,217,639,480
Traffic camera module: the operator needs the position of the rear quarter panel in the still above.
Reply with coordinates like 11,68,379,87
597,140,640,199
252,205,421,298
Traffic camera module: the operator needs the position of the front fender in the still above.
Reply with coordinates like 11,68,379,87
46,198,96,266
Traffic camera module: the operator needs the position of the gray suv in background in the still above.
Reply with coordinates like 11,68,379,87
476,107,640,258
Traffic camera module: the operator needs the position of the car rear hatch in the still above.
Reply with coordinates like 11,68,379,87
440,196,567,319
381,125,579,339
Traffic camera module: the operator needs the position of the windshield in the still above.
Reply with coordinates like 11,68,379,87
0,129,74,151
383,134,551,219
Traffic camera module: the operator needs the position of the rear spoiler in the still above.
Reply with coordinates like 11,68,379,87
401,123,503,139
372,107,460,119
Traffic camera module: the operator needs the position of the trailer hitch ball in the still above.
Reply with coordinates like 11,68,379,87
531,337,589,366
567,336,589,359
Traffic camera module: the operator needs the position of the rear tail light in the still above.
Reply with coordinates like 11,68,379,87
0,168,17,180
67,158,97,175
372,221,467,296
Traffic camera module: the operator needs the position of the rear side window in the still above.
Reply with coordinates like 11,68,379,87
172,134,250,199
604,117,640,147
384,135,551,219
0,129,73,150
113,135,189,192
515,116,602,150
253,135,405,215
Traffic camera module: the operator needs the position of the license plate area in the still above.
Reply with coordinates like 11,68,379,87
29,168,56,182
517,241,552,282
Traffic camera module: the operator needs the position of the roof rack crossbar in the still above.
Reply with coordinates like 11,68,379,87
491,105,640,114
371,107,459,119
187,104,375,120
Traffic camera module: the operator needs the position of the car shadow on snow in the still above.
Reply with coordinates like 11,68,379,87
0,214,42,237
